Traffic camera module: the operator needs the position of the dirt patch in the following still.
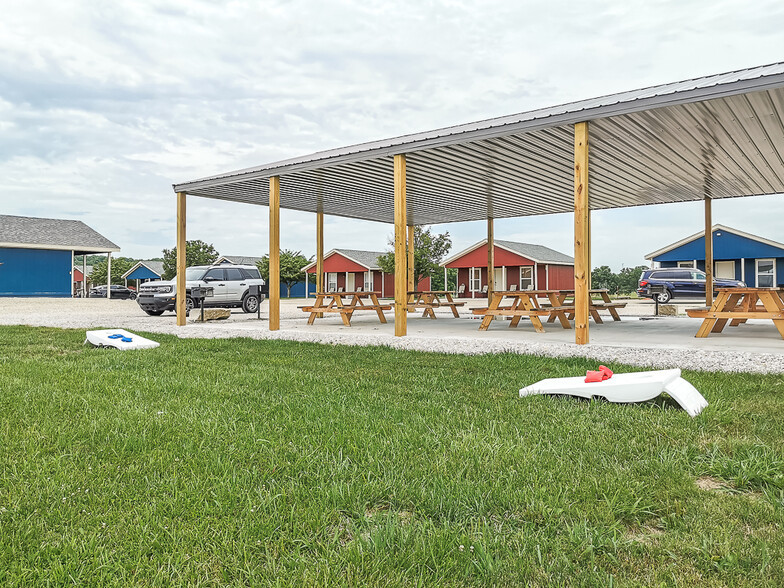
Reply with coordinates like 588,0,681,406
695,476,725,491
625,523,665,544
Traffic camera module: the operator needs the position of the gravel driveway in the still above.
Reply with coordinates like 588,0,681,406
2,297,782,374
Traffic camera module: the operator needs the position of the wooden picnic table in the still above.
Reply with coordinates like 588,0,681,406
471,290,574,332
685,287,784,339
301,291,391,327
406,290,465,318
541,289,626,324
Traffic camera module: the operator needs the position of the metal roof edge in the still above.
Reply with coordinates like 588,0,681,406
174,63,784,193
0,242,121,253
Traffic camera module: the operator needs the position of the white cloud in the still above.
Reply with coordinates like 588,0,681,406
1,0,783,269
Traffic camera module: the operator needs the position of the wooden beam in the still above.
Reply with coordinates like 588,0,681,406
705,196,713,307
316,211,324,293
269,176,280,331
175,191,187,326
407,224,415,295
487,217,494,300
574,122,590,345
394,154,407,337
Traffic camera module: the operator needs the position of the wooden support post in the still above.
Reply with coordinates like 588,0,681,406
269,176,280,331
394,154,407,337
175,191,187,326
705,196,713,307
316,211,324,294
82,256,87,297
407,224,415,308
574,122,590,345
487,217,494,299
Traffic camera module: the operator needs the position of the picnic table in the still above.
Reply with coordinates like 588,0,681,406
407,290,465,318
301,291,391,326
470,289,627,331
542,289,626,324
685,287,784,339
471,290,573,332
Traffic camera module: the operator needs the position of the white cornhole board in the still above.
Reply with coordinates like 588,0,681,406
519,368,707,417
85,329,160,350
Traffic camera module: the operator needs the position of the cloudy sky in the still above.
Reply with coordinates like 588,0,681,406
2,0,783,269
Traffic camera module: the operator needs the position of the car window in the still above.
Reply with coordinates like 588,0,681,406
242,267,262,279
692,271,706,280
204,268,225,281
225,268,244,281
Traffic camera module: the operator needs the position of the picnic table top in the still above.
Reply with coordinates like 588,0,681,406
715,287,784,292
316,291,380,296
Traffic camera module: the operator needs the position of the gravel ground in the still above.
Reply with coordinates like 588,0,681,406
2,297,783,374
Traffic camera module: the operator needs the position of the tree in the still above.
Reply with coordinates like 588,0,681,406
256,250,313,297
591,265,619,294
617,265,649,294
376,226,452,286
88,257,136,286
161,240,219,280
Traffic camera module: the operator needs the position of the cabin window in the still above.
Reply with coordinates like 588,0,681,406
364,271,373,292
520,267,534,290
469,268,482,292
756,259,775,288
327,272,338,292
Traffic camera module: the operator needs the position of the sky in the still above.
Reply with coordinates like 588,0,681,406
1,0,783,270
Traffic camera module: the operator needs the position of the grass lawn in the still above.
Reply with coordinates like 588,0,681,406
1,325,782,586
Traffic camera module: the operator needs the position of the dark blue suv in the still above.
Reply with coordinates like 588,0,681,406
637,267,745,303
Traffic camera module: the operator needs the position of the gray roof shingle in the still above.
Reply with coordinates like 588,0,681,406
0,214,119,252
495,240,574,265
217,255,265,266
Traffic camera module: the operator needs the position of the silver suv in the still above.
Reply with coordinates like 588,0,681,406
136,264,266,316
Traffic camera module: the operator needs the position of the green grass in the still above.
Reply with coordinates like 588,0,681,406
1,325,782,587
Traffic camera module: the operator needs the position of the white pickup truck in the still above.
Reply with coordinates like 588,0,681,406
136,264,266,316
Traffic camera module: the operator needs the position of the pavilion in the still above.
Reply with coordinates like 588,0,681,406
172,62,784,344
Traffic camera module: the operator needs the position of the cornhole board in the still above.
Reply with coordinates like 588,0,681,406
519,368,707,417
85,329,160,350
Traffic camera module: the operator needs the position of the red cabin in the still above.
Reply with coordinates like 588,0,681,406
303,249,430,297
441,240,574,298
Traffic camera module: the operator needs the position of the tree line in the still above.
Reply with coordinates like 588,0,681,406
591,265,650,295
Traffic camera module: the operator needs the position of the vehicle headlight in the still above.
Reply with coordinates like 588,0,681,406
141,285,172,294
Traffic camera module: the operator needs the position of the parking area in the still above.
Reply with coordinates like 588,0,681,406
2,296,783,373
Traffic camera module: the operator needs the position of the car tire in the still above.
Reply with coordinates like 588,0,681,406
242,294,259,313
655,290,672,304
144,309,164,316
129,292,137,301
185,297,195,313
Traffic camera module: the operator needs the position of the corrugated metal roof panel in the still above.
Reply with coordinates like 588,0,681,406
174,63,784,225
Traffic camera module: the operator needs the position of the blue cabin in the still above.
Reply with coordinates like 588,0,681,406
646,225,784,287
1,214,119,297
122,260,164,286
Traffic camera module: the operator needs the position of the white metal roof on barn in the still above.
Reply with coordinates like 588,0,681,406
174,62,784,225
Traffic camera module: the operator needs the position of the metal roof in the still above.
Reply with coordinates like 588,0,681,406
302,248,386,271
645,224,784,260
174,62,784,225
441,239,573,266
0,214,120,253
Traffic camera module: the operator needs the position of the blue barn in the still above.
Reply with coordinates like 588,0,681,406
646,225,784,287
0,214,119,297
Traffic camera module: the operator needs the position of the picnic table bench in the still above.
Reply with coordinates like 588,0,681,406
685,287,784,338
407,290,465,318
300,291,391,326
